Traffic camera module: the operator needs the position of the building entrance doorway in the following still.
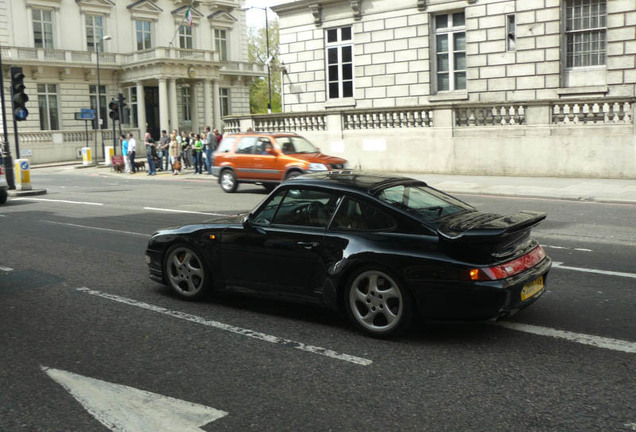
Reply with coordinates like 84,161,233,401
145,86,160,140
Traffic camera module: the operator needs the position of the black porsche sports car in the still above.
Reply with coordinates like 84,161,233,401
146,172,551,338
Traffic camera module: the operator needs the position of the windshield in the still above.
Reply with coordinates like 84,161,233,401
276,136,319,154
376,183,474,222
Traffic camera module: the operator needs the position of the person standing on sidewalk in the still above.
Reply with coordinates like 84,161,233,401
204,126,215,175
145,132,157,176
158,130,170,172
120,134,131,173
169,133,181,175
192,134,204,174
127,133,137,174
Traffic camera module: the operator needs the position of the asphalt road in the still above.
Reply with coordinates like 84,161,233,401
1,166,634,432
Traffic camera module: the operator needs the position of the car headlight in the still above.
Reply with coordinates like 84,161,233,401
308,163,328,171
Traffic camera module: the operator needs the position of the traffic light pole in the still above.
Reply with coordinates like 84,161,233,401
0,47,16,190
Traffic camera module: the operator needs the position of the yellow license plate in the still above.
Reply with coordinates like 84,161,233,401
521,276,544,301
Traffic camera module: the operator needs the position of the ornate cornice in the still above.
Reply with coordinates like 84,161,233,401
350,0,361,21
309,3,322,27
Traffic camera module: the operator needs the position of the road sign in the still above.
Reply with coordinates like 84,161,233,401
81,108,96,114
20,161,29,170
74,111,95,120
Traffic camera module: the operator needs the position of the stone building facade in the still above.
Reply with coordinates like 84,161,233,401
0,0,261,164
226,0,636,178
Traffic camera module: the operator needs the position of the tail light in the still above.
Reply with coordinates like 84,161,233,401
0,165,4,175
466,245,546,281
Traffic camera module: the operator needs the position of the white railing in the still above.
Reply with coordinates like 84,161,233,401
344,108,433,129
552,101,633,125
255,114,326,132
223,118,241,134
455,105,526,126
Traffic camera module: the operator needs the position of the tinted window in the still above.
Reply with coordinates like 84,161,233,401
236,137,258,154
255,137,273,154
215,137,235,153
270,189,340,228
253,190,285,225
332,197,396,231
376,184,473,222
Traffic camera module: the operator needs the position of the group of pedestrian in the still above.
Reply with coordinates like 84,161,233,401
118,127,222,176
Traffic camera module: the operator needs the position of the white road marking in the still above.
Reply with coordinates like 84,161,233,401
77,288,372,366
13,198,103,206
498,322,636,354
43,366,227,432
0,266,13,272
552,261,636,279
42,220,148,238
144,207,227,216
543,245,592,252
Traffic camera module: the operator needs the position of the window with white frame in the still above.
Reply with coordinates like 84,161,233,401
136,20,152,51
179,25,193,50
182,87,191,122
37,84,59,130
434,12,466,92
219,88,230,117
126,87,137,127
33,8,54,49
215,29,227,61
86,15,105,51
325,26,353,99
89,84,108,129
565,0,606,68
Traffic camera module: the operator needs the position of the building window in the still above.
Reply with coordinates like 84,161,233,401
565,0,606,68
37,84,59,130
182,87,191,122
89,84,108,129
434,12,466,92
136,20,152,51
33,8,54,49
215,29,227,61
219,88,230,117
325,26,353,99
86,15,105,51
179,25,193,50
506,14,516,51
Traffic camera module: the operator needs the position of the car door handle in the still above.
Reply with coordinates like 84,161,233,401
297,241,319,249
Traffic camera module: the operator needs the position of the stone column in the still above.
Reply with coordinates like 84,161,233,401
136,82,146,137
168,78,178,133
203,79,212,129
190,82,199,132
212,79,221,131
158,78,169,133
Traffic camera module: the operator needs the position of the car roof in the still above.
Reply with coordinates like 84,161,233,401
284,171,427,195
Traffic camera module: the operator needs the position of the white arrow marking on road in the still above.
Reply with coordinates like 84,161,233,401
43,367,228,432
0,265,13,272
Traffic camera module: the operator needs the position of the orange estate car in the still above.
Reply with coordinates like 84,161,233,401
212,132,348,193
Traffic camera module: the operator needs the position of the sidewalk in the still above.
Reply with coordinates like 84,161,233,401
32,162,636,205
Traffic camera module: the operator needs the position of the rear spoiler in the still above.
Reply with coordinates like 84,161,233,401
437,211,546,241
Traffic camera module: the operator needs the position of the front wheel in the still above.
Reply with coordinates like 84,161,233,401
164,244,210,300
345,268,413,338
220,169,238,193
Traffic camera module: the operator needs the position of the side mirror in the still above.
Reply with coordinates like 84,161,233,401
242,214,252,229
266,147,277,156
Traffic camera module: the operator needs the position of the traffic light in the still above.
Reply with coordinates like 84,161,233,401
118,93,126,110
10,67,29,121
108,99,119,121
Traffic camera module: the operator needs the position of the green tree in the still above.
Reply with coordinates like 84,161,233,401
247,19,282,114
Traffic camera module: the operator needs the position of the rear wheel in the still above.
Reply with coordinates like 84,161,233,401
344,267,413,338
0,189,7,204
164,244,210,300
220,169,238,193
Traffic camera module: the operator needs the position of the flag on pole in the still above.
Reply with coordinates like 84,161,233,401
185,5,193,26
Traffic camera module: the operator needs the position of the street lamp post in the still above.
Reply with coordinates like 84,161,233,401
244,6,272,114
95,35,111,164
